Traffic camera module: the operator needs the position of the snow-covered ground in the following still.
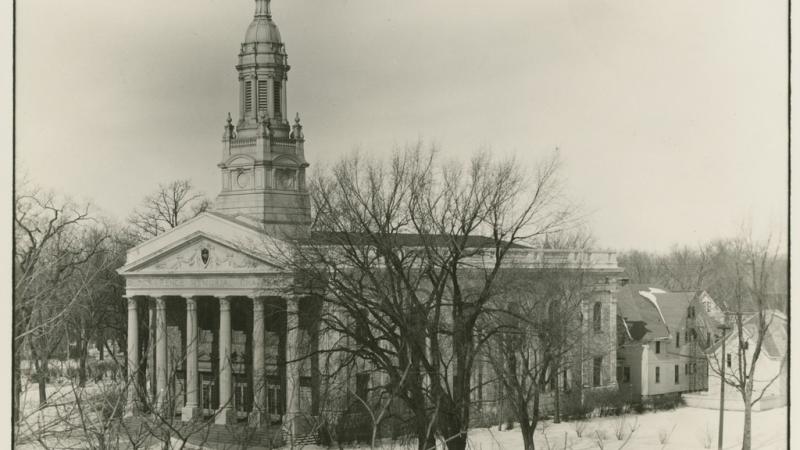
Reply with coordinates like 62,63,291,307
303,407,787,450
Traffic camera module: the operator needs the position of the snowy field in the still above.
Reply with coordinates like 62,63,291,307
306,407,787,450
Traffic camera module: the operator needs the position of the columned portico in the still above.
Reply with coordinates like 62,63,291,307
118,0,316,434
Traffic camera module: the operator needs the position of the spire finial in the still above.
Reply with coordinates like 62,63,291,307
255,0,271,19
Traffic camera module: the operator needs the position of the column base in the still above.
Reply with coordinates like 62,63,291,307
283,413,312,437
181,405,201,422
248,411,266,427
215,407,236,425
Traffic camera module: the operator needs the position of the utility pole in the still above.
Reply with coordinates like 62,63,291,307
717,322,731,450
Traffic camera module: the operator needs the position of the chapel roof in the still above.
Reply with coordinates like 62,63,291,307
308,231,530,249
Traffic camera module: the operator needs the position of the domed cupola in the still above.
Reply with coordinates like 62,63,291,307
235,0,290,137
243,0,282,44
212,0,311,231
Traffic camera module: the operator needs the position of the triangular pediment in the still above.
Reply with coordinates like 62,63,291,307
121,234,282,275
119,212,291,276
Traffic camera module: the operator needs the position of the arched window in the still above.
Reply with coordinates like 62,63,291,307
593,302,602,333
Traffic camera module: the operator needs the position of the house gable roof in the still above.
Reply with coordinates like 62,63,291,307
616,284,700,342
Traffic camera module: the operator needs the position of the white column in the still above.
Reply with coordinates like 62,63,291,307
285,297,301,438
216,297,235,424
182,297,200,421
155,297,168,412
251,297,266,426
147,301,156,403
125,297,139,417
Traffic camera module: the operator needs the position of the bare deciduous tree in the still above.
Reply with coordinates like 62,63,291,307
705,233,787,450
126,179,209,243
483,265,593,450
14,180,106,419
273,144,576,450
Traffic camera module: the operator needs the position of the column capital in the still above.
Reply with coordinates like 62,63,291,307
155,296,166,309
186,296,198,310
219,296,231,312
126,296,137,310
253,296,265,312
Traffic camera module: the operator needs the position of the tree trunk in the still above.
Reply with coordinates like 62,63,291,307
13,357,21,423
741,391,752,450
445,432,468,450
520,420,536,450
35,358,48,406
554,377,561,424
415,424,436,450
78,338,89,387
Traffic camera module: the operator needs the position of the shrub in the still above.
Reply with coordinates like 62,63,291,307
658,424,677,445
612,415,627,440
334,412,372,445
573,420,588,437
583,389,629,417
644,393,684,411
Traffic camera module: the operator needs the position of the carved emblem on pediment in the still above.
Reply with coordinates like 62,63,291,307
151,241,262,272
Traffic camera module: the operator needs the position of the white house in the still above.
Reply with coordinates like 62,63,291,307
684,310,787,411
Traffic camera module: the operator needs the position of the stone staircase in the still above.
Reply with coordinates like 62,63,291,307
119,416,285,449
290,431,320,446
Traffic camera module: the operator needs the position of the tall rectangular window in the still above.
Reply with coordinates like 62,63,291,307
726,353,732,368
676,332,680,347
592,357,602,387
623,367,631,383
655,341,661,354
258,80,268,114
356,373,369,401
273,80,282,117
655,366,661,383
244,80,253,112
593,302,602,333
674,365,679,384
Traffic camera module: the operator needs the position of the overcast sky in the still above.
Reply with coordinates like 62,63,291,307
16,0,788,252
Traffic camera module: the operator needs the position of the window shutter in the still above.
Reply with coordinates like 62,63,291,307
245,81,253,112
258,80,268,114
273,80,282,117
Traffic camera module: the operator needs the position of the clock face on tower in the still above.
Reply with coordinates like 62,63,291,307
236,171,251,189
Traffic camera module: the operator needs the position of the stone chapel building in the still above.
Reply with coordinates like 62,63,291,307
117,0,623,439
